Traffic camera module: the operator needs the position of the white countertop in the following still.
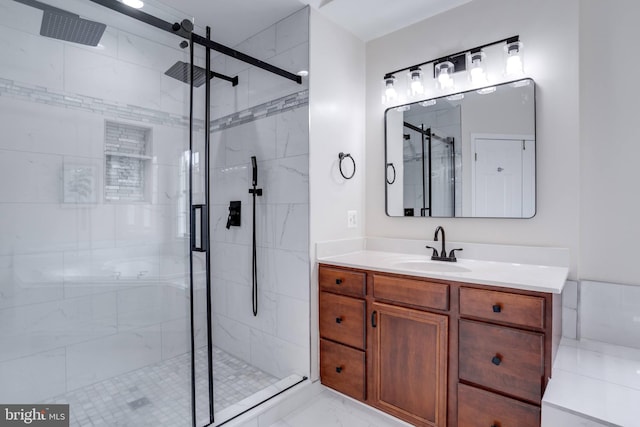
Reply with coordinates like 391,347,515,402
318,250,568,294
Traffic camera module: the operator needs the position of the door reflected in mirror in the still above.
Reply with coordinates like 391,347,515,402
385,78,535,218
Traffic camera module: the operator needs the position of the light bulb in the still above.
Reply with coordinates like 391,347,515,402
468,51,487,85
504,41,524,76
438,72,452,88
407,68,424,97
383,75,397,104
122,0,144,8
477,86,496,95
435,61,454,90
506,54,523,75
420,99,436,107
470,66,486,84
385,84,397,101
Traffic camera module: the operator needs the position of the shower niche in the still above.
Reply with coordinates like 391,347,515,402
104,121,153,203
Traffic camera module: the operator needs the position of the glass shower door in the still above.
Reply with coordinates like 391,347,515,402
0,0,195,425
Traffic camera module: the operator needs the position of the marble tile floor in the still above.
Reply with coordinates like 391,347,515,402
46,346,278,426
267,387,412,427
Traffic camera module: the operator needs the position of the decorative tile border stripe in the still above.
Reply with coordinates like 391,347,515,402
0,77,203,131
210,90,309,132
0,77,308,133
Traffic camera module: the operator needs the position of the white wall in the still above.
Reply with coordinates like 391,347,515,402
365,0,581,277
309,9,366,379
579,0,640,285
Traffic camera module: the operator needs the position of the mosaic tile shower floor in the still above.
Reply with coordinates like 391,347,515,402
47,347,277,426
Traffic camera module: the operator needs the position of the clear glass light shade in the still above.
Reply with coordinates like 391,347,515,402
407,68,424,97
381,75,397,104
435,61,454,90
504,41,524,76
468,51,487,85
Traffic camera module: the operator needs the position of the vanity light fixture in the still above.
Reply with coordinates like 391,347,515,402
382,74,398,104
407,67,424,97
381,35,522,105
420,99,437,107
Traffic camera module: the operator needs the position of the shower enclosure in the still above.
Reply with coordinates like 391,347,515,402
0,0,310,425
399,99,461,217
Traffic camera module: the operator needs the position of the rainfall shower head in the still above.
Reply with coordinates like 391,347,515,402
13,0,106,46
40,10,106,46
164,61,213,88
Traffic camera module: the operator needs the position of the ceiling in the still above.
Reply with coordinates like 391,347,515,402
153,0,473,46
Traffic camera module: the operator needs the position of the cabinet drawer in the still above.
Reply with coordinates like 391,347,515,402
320,292,366,349
458,383,540,427
320,339,366,401
459,320,544,403
319,266,366,297
460,287,545,329
373,274,449,311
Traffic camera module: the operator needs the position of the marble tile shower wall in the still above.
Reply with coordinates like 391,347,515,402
208,8,310,380
0,3,204,403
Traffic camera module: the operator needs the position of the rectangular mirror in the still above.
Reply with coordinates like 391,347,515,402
385,78,535,218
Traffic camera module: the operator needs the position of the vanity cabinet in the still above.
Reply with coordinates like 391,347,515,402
457,287,551,426
319,267,367,401
371,301,448,427
318,263,557,427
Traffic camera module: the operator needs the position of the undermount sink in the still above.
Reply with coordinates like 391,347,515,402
391,260,471,273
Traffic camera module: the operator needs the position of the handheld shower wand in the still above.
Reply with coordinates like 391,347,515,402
251,156,258,187
249,156,262,316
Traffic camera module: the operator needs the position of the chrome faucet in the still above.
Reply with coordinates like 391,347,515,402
426,226,463,262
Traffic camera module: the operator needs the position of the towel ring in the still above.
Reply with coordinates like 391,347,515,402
338,152,356,180
386,163,396,184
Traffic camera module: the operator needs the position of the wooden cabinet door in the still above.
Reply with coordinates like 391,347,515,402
371,302,448,427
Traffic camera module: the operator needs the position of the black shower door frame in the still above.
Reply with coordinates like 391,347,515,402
84,2,303,426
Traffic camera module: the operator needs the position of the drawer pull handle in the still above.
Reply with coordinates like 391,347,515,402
336,366,343,373
492,304,502,313
371,310,377,328
336,279,343,285
491,355,502,366
335,317,343,324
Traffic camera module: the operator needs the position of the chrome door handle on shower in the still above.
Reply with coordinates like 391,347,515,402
191,204,208,252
